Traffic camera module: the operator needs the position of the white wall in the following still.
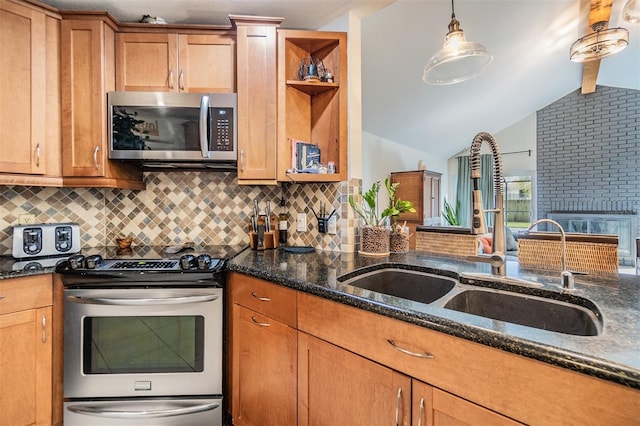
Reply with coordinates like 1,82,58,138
362,131,448,209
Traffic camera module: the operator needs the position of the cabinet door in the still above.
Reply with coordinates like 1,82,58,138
61,16,143,189
412,380,522,426
0,306,52,426
231,304,297,426
178,34,235,93
61,19,112,177
298,332,411,426
116,33,177,92
236,25,277,182
0,0,46,174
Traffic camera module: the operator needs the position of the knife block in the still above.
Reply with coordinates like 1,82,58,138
249,215,279,250
249,231,277,250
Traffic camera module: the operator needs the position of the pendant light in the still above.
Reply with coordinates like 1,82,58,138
569,21,629,62
623,0,640,24
423,0,492,85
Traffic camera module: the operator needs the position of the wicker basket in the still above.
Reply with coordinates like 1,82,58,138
416,230,478,257
518,233,618,274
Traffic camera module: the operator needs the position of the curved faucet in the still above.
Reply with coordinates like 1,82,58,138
526,218,575,290
468,132,506,276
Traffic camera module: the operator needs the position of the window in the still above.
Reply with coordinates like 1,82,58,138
503,175,532,230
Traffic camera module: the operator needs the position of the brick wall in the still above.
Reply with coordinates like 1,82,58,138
537,86,640,234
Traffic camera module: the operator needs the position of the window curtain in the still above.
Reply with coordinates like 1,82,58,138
455,154,494,229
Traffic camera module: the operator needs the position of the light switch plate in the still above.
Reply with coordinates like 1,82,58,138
327,216,337,234
296,213,307,232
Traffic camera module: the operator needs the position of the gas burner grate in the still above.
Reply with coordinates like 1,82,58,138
108,260,179,270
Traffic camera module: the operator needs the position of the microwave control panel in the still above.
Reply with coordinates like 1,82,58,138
211,107,234,151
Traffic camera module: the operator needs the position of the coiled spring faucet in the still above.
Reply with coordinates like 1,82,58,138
469,132,506,276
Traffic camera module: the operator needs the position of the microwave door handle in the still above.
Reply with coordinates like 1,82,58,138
66,294,219,306
67,401,220,419
199,95,211,158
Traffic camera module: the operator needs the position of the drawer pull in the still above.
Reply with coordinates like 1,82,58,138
251,291,271,302
251,316,271,327
42,315,47,343
387,339,434,359
418,397,425,426
395,387,402,426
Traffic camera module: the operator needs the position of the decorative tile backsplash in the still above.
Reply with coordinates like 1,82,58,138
0,171,359,255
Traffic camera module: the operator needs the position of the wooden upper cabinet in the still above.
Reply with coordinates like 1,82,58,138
231,16,281,184
116,32,236,93
60,13,144,189
277,30,348,182
0,0,46,175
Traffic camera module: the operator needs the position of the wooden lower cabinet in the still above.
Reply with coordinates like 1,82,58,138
229,275,640,425
229,273,297,426
298,332,411,425
412,380,521,426
0,275,53,426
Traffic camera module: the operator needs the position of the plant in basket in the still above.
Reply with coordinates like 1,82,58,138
349,178,415,255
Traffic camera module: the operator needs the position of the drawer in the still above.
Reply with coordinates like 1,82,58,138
297,292,640,425
0,275,52,315
228,273,296,327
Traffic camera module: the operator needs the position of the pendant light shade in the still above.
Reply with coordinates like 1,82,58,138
423,0,492,85
623,0,640,24
570,22,629,62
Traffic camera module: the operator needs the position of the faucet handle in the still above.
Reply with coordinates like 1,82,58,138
466,253,505,268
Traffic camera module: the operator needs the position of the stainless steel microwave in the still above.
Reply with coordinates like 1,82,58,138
108,91,237,167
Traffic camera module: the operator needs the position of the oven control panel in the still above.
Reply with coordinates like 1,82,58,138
12,223,81,259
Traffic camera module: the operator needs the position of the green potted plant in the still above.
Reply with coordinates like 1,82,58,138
349,178,415,255
441,198,461,226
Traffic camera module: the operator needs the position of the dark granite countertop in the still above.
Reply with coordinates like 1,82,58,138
227,248,640,390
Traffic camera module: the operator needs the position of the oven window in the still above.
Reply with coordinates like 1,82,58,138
83,316,205,374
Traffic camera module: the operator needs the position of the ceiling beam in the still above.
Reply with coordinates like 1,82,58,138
581,0,613,94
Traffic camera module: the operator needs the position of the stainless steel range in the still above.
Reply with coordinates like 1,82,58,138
57,247,241,426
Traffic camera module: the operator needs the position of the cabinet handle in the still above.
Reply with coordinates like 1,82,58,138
169,67,175,89
395,387,402,426
42,315,47,343
417,397,425,426
387,339,434,359
93,146,101,170
35,143,41,167
239,149,245,173
251,316,271,327
251,291,271,302
179,69,185,91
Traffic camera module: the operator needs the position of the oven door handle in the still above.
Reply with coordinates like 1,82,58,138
67,401,219,419
66,294,219,306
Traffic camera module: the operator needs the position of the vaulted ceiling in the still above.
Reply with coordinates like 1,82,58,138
39,0,640,159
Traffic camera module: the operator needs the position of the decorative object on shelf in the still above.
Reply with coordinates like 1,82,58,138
423,0,492,85
570,21,628,62
349,179,415,256
298,56,326,81
138,15,167,24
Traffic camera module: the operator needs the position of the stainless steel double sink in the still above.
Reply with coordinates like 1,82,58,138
338,268,602,337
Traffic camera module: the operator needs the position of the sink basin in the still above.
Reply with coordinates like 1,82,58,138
341,268,457,304
443,289,602,336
